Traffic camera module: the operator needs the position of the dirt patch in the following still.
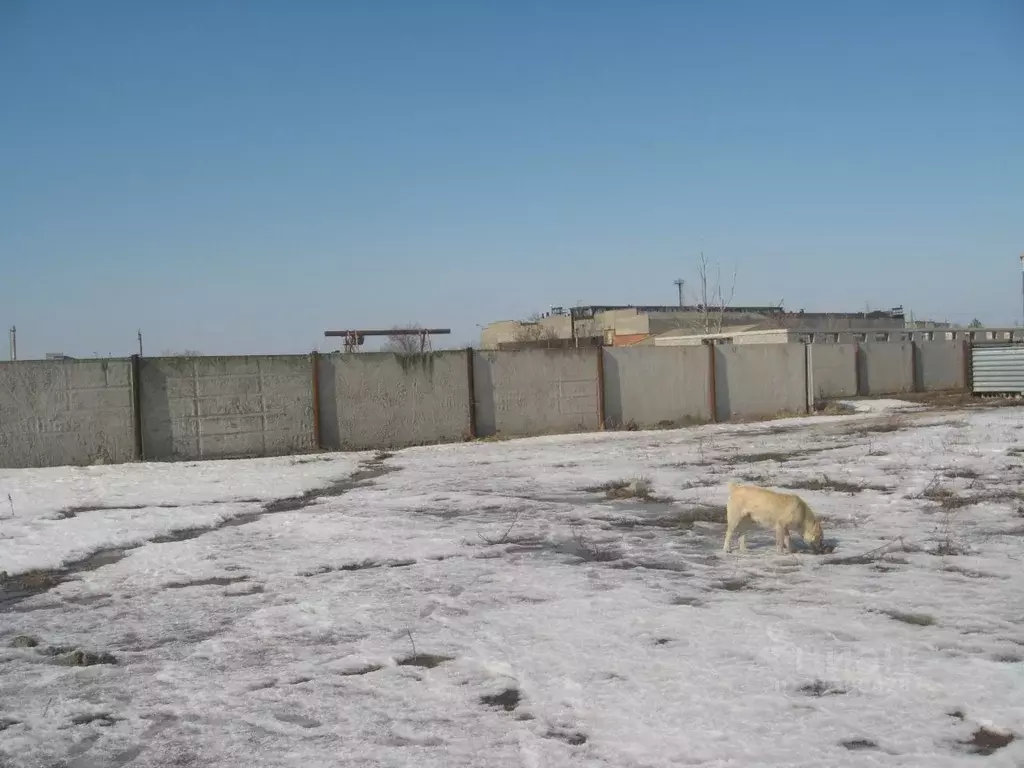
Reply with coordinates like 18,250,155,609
798,680,847,697
847,416,907,436
610,504,726,530
40,646,118,666
164,576,248,590
481,689,521,712
784,475,889,494
840,739,878,751
880,610,935,627
585,477,665,502
942,467,981,479
71,712,120,727
723,448,828,465
957,726,1016,756
545,728,588,746
670,595,703,607
397,654,453,669
711,577,752,592
339,664,383,677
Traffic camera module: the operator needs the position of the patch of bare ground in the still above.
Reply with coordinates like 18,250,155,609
784,474,889,494
798,680,847,697
902,390,1024,411
722,447,833,465
839,739,878,751
956,726,1016,756
585,476,668,502
942,467,981,479
611,504,726,530
845,415,908,436
878,609,936,627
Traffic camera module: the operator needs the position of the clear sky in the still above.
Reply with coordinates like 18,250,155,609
2,1,1022,358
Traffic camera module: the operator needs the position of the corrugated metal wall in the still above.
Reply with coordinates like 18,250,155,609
971,345,1024,394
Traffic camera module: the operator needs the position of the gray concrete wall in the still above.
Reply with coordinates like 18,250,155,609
319,351,470,450
858,342,914,395
140,355,314,460
808,344,857,400
715,344,807,420
474,349,600,437
0,359,135,468
603,347,711,428
916,341,966,391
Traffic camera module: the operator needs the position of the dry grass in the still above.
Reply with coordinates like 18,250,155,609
586,476,664,502
846,415,908,436
784,474,888,494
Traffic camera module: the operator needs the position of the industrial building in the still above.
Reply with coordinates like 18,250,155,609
480,303,907,350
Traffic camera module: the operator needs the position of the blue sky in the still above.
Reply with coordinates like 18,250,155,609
1,1,1022,357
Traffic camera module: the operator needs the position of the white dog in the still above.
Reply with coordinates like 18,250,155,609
722,482,824,554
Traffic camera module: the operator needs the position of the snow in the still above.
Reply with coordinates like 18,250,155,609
1,400,1023,766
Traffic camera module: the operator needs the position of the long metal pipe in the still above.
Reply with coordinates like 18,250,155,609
324,328,451,337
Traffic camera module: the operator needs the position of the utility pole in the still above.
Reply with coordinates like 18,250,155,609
8,326,15,361
137,329,143,357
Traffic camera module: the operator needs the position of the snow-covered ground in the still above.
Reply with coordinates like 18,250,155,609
1,400,1022,767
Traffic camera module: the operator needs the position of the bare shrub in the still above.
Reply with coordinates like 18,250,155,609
382,324,431,354
586,476,662,502
567,521,618,562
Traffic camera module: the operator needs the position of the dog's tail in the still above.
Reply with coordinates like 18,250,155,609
726,480,738,490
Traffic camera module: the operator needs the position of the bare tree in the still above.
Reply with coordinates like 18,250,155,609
382,324,429,354
512,313,561,344
695,251,738,333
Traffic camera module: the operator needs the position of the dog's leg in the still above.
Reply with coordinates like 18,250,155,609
723,496,738,553
782,525,792,554
775,524,786,554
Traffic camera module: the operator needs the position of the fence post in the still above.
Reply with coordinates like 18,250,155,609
465,347,477,439
596,347,606,430
310,351,322,450
130,354,144,461
707,342,719,423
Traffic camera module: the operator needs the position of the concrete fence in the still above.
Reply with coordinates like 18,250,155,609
0,341,971,468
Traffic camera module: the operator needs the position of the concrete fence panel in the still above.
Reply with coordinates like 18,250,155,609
603,347,711,428
916,341,966,391
808,344,858,400
474,349,600,437
319,351,470,451
858,343,914,395
140,355,315,460
0,359,135,468
715,344,807,421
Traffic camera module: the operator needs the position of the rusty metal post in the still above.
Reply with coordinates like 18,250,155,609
596,347,606,429
707,341,718,423
310,351,322,450
466,347,477,439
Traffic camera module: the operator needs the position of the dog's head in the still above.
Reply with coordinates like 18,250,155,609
804,518,824,552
